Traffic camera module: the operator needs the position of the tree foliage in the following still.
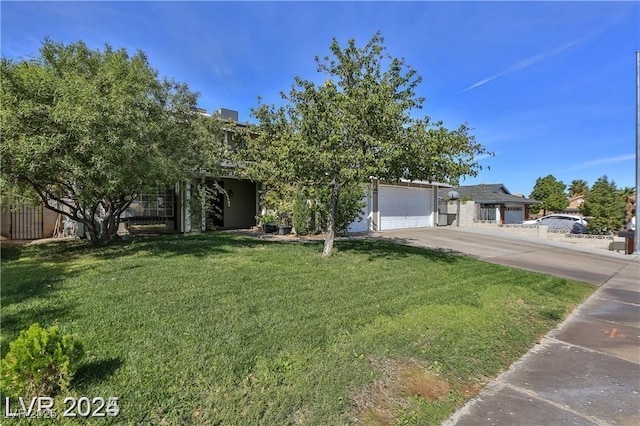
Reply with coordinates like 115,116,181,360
568,179,589,197
580,176,626,234
241,33,489,256
619,186,636,224
287,183,365,236
529,175,568,215
1,39,226,243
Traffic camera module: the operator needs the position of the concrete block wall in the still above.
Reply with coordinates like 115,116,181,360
448,201,476,227
547,232,618,250
473,222,545,238
467,222,619,251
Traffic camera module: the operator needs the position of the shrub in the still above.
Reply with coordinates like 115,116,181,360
259,212,278,225
293,190,312,236
1,323,85,398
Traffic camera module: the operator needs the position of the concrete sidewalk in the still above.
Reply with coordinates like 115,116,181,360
444,259,640,425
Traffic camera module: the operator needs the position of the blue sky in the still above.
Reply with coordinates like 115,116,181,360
2,1,638,195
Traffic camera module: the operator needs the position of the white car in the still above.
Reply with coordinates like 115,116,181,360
522,214,589,234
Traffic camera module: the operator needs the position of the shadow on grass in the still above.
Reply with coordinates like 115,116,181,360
0,242,25,261
1,233,279,265
1,304,74,354
1,254,81,353
1,261,72,307
2,232,462,267
75,357,123,390
129,233,276,258
336,237,462,264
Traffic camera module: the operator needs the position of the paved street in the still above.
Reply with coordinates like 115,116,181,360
379,227,640,425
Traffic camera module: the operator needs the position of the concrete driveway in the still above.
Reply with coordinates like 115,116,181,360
377,226,636,285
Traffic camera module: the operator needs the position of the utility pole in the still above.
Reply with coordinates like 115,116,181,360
635,51,640,254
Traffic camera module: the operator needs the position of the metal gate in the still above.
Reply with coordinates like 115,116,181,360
10,204,44,239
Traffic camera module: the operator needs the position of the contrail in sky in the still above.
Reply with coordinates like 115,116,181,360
568,154,635,171
458,36,589,94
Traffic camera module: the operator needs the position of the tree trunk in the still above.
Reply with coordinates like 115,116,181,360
99,204,118,245
84,219,99,243
102,216,119,244
100,215,111,245
322,177,341,257
36,194,124,244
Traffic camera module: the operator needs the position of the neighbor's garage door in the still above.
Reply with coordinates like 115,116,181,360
504,206,524,224
379,185,432,230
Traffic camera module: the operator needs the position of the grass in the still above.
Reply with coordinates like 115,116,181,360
1,233,594,425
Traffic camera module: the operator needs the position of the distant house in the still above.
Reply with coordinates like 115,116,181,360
560,195,585,214
452,183,538,224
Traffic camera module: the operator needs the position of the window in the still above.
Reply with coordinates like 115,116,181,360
126,185,175,218
477,204,497,221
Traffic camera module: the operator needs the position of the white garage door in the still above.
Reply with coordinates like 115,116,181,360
504,206,524,224
379,185,433,230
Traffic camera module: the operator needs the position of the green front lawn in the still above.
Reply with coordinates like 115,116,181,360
1,234,593,425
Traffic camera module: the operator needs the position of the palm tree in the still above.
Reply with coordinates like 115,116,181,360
568,179,589,197
619,186,636,223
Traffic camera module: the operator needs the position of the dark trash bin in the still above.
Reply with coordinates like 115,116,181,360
618,230,636,255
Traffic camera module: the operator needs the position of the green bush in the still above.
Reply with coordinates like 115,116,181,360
259,212,278,225
293,190,312,236
1,323,85,398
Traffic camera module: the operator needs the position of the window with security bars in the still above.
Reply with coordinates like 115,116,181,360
126,185,174,217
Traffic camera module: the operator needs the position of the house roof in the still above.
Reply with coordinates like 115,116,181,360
398,178,453,188
453,183,538,205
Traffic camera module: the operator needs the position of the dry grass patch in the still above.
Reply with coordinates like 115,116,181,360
353,357,459,425
290,405,311,425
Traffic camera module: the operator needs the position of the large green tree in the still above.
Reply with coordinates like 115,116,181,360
580,176,626,233
529,175,568,215
242,33,489,256
1,39,226,243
